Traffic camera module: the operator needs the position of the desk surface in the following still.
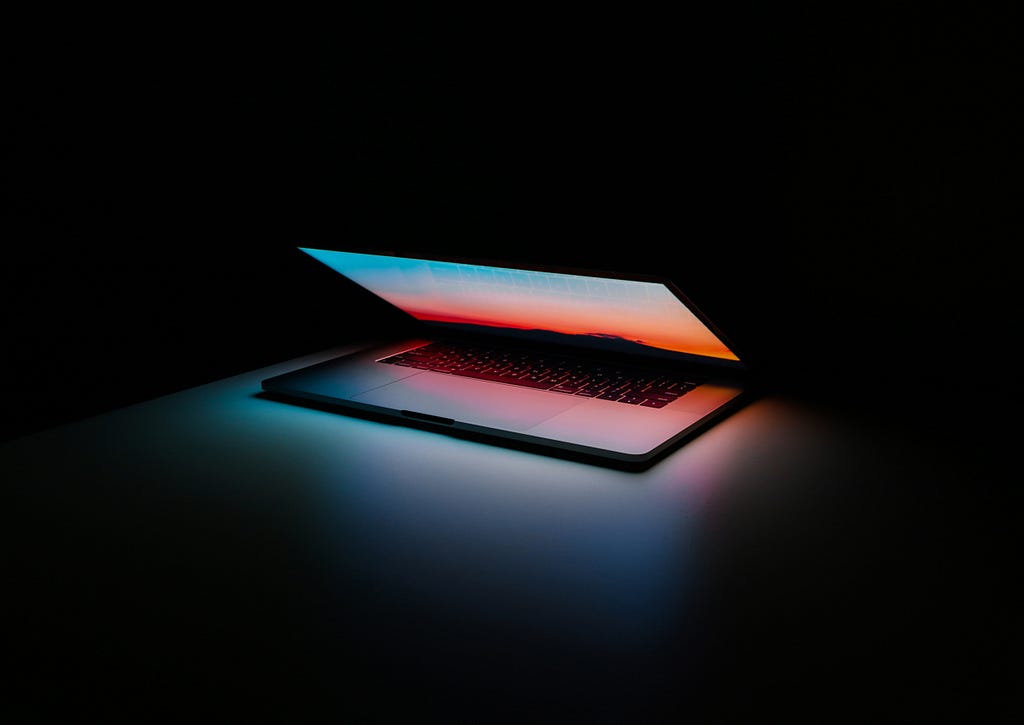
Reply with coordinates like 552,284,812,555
3,345,1015,722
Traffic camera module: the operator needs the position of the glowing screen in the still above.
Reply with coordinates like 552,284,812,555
301,248,740,363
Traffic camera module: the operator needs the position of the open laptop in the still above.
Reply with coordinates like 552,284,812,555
261,247,753,470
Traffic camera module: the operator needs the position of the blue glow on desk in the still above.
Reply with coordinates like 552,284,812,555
4,348,843,657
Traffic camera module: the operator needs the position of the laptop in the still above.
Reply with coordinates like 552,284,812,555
260,247,753,470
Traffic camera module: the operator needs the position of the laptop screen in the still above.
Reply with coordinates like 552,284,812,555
301,248,741,365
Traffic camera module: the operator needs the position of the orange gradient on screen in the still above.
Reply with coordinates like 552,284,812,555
300,248,740,362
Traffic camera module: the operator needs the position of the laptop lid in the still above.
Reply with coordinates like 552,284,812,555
298,247,746,373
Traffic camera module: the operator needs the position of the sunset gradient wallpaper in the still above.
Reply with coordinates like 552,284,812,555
300,248,740,362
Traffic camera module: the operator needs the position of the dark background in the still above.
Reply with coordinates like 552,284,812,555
5,9,1018,442
4,10,1020,721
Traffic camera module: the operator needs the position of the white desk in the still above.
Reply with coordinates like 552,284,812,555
3,345,1012,721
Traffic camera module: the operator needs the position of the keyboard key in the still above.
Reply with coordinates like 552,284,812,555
644,392,679,403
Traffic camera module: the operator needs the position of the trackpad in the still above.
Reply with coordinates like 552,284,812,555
350,372,580,432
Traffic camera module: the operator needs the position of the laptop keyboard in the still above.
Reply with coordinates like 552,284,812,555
379,341,699,408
